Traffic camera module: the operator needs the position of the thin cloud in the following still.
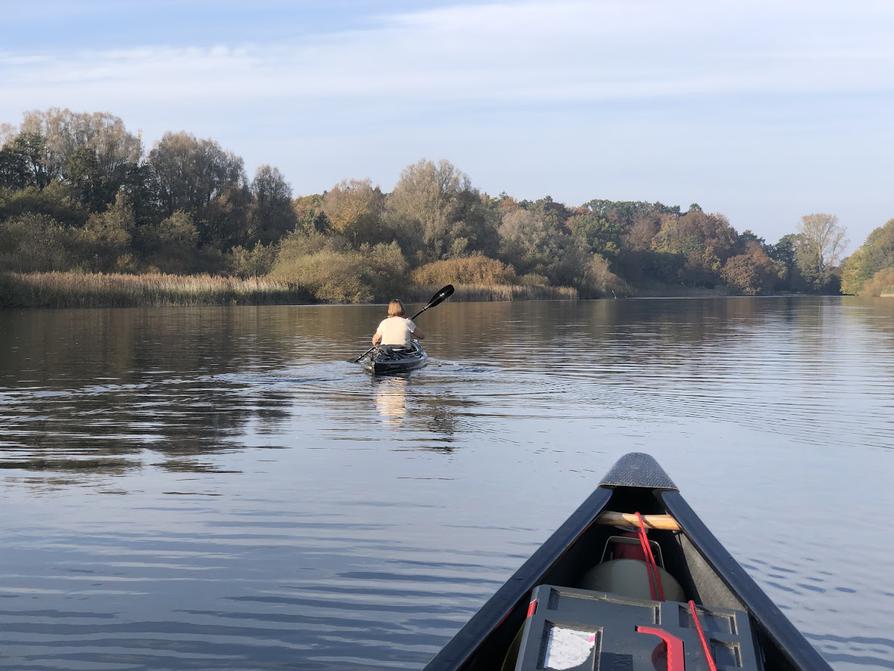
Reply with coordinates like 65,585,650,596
2,0,893,115
1,0,892,244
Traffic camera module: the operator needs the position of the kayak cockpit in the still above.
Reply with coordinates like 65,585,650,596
362,341,428,375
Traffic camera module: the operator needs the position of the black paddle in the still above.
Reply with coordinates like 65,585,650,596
352,284,454,363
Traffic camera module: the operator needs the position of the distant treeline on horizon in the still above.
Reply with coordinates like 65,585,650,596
1,108,892,303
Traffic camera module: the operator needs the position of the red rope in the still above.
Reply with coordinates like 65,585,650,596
688,600,719,671
634,512,665,601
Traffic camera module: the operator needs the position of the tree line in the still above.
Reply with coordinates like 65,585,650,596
2,108,886,303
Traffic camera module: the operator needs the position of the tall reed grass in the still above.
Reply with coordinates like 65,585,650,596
0,272,579,308
408,283,578,302
0,272,309,308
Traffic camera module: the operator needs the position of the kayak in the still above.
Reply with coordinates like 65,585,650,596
362,341,428,375
424,452,832,671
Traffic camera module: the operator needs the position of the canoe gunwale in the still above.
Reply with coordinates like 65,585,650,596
660,490,832,671
422,487,612,670
423,453,832,671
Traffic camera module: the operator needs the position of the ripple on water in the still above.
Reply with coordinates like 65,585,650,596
0,298,892,669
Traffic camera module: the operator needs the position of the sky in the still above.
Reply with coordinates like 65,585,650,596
2,0,893,247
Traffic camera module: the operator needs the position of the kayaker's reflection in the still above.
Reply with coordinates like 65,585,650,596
374,376,408,426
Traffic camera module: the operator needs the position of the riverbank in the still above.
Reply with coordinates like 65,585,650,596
0,272,578,308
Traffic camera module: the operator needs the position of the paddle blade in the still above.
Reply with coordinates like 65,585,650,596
426,284,454,309
411,284,454,319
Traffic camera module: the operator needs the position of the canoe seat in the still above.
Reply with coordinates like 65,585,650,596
577,558,686,602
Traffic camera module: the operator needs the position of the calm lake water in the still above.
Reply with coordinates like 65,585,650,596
1,297,892,670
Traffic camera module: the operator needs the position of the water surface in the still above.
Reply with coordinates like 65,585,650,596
1,297,892,670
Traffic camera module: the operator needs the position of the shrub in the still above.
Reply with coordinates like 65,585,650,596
860,267,894,297
138,210,200,274
269,232,407,302
79,192,134,272
0,183,87,228
228,242,277,278
410,255,517,286
0,213,83,272
841,219,894,295
582,254,631,297
519,273,549,286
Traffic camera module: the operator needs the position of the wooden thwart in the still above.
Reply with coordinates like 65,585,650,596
597,511,682,531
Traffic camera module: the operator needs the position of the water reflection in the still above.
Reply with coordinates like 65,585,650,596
0,299,892,669
374,376,408,426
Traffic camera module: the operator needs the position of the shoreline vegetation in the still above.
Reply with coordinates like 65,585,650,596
1,108,891,309
0,272,578,308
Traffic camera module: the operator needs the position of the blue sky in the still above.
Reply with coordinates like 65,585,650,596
2,0,893,247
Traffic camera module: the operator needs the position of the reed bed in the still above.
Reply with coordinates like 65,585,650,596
409,283,578,302
0,272,309,308
0,273,579,308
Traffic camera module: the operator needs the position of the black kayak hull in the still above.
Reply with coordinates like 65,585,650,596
424,452,831,671
362,342,428,375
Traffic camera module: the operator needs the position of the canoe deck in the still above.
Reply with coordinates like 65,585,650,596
424,453,831,671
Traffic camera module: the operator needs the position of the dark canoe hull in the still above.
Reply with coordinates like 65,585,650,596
362,343,428,375
424,453,831,671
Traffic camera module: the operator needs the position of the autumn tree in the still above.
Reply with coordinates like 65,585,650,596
138,211,199,274
292,194,329,234
147,132,246,247
568,211,624,259
80,191,136,271
721,242,784,295
386,159,497,260
0,133,53,190
0,213,80,272
249,165,297,244
497,205,590,287
794,213,847,292
651,209,737,285
841,219,894,295
322,179,386,245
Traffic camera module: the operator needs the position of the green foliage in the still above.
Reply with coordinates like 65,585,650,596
0,132,53,189
387,159,498,261
228,242,278,278
270,232,407,303
0,213,83,272
148,131,247,246
841,219,894,295
80,191,136,272
568,212,623,259
250,165,297,244
0,183,87,228
651,209,737,286
138,211,199,274
0,107,880,300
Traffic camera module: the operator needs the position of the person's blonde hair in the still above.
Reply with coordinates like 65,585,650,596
387,299,405,317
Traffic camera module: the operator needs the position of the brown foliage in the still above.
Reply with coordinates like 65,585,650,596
411,255,517,286
860,267,894,297
721,242,783,295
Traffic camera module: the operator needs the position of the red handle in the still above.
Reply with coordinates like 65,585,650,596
635,626,685,671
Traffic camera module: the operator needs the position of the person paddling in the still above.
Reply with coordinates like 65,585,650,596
372,299,424,349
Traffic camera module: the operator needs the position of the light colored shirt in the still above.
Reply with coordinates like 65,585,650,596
375,316,417,347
